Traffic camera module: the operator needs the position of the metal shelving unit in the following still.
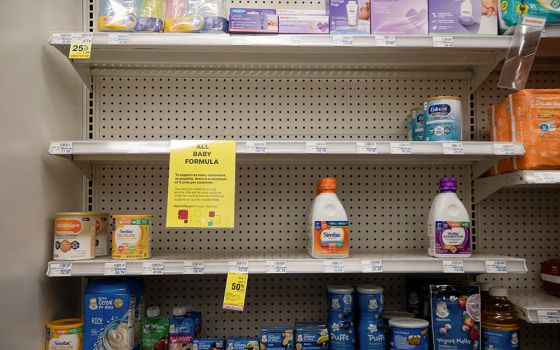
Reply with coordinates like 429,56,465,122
474,171,560,203
46,252,527,277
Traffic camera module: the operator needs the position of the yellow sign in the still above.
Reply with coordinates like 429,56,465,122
68,34,92,59
166,140,236,228
223,272,248,311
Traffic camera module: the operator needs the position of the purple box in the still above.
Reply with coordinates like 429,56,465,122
229,8,278,33
428,0,497,34
279,15,330,34
371,0,428,35
329,0,371,34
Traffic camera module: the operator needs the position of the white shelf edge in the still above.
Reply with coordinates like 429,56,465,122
474,171,560,203
46,252,527,277
510,290,560,324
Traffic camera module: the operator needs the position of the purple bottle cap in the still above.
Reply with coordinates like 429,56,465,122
439,178,457,193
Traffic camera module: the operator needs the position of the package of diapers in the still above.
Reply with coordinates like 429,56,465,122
164,0,228,32
98,0,164,32
430,285,481,350
499,0,560,33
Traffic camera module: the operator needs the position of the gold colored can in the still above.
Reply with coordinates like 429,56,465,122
112,214,153,259
46,318,83,350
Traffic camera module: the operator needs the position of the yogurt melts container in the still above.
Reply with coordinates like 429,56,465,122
388,318,429,350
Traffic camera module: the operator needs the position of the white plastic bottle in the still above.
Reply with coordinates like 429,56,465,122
307,177,349,259
427,178,471,258
346,1,358,26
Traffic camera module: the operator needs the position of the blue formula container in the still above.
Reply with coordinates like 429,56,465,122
357,286,384,350
83,278,137,350
327,286,356,350
388,318,428,350
423,96,462,142
410,107,424,141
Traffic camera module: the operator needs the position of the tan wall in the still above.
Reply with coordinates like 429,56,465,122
0,1,84,347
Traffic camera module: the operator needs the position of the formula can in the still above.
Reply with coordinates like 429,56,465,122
423,96,462,141
46,318,83,350
388,318,429,350
410,107,424,141
54,212,96,260
94,212,110,256
112,214,153,259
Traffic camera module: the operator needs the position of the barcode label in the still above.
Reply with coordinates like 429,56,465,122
183,261,205,274
48,263,72,276
265,260,288,273
537,310,560,323
485,260,507,273
142,261,164,275
390,142,412,154
246,141,267,153
494,143,516,155
107,33,130,45
433,36,454,48
49,142,73,155
104,262,127,275
361,259,383,273
443,260,464,273
356,142,378,154
306,142,328,153
323,260,345,273
443,142,464,155
229,260,249,273
375,35,396,47
333,36,354,46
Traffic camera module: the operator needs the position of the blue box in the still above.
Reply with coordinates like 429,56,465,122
261,327,295,350
227,338,260,350
295,322,329,350
194,338,225,350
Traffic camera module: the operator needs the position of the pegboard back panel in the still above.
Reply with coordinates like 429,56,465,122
94,76,470,140
95,164,470,253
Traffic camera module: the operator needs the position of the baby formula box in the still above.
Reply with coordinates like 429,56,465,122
423,96,462,141
95,212,110,256
388,318,429,350
83,278,137,350
54,212,96,260
410,107,424,141
112,214,153,259
260,327,295,350
46,318,83,350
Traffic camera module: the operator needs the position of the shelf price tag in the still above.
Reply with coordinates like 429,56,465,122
49,142,73,155
246,141,267,153
306,141,328,153
223,272,249,311
265,260,288,273
323,260,345,273
107,33,130,45
357,142,378,154
390,142,412,154
104,262,127,276
142,261,164,275
361,259,383,273
537,310,560,324
183,261,205,274
433,36,454,48
333,36,354,46
48,263,72,277
51,33,74,45
442,142,464,155
68,33,93,59
443,260,464,273
375,35,396,47
485,260,507,273
229,260,249,273
494,143,516,155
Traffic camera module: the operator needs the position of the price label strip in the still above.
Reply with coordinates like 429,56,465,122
48,142,73,155
142,261,164,275
333,36,354,46
68,33,93,59
323,260,345,273
356,142,378,154
442,142,464,155
390,142,412,154
265,260,288,273
48,263,73,277
443,260,464,273
183,261,205,274
223,272,249,311
361,259,383,273
433,36,454,48
246,141,267,153
306,142,328,153
375,35,396,47
485,260,507,273
107,33,130,45
229,260,249,273
537,310,560,324
104,262,127,276
494,143,516,155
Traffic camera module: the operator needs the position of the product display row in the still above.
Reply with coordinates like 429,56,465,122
96,0,560,35
47,278,524,350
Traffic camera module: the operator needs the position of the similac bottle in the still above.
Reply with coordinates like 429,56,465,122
427,178,471,258
482,287,520,350
307,178,349,259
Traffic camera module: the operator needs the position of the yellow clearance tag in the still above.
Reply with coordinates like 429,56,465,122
166,140,236,228
68,33,93,59
223,272,248,311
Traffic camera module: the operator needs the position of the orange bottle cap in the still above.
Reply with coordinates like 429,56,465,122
317,177,337,193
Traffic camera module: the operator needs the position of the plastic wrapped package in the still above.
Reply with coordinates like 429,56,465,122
164,0,228,32
493,89,560,174
499,0,560,33
98,0,164,32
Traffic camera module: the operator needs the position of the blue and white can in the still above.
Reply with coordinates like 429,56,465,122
327,286,354,315
410,107,424,141
388,318,428,350
356,285,383,317
423,96,462,141
358,318,384,350
327,286,355,350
